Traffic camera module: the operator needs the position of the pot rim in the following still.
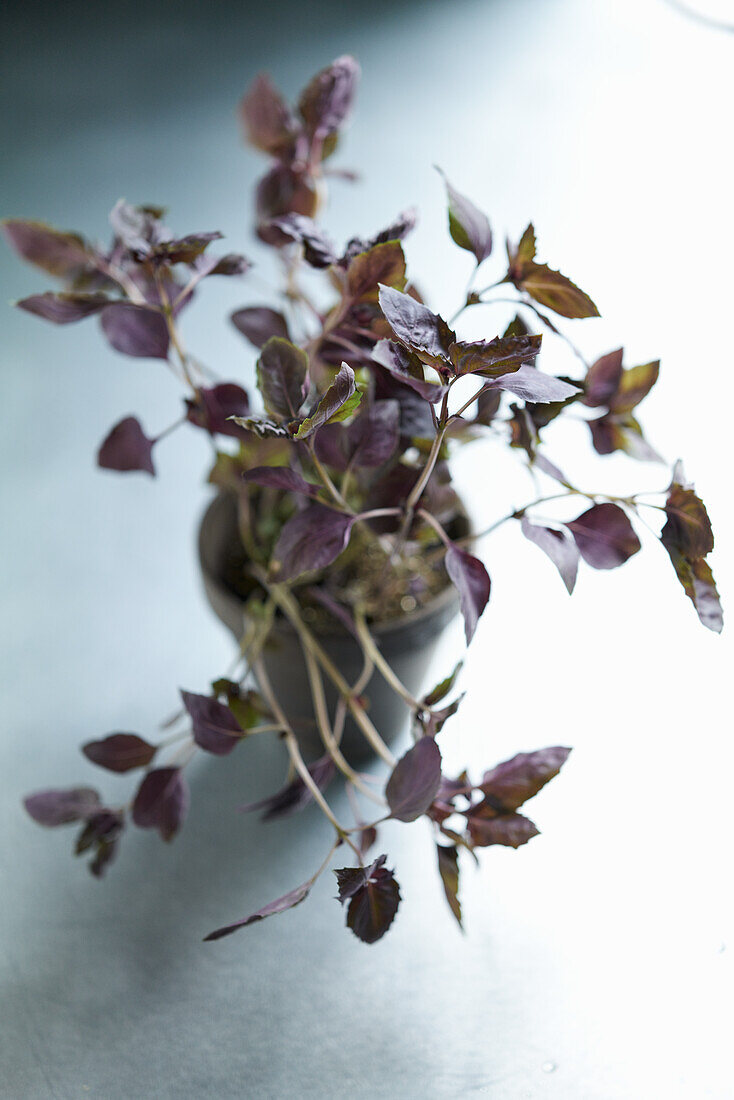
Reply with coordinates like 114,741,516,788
198,491,467,641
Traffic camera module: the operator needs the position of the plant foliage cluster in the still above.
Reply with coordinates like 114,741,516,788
6,56,721,944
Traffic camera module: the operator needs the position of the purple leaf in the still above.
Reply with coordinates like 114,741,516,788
231,306,290,348
243,466,321,497
436,844,463,928
256,337,309,421
340,856,401,944
197,253,250,278
494,365,580,403
273,504,354,582
100,302,169,359
270,214,337,268
205,880,312,941
24,787,101,827
437,169,493,264
298,55,360,139
385,738,442,822
347,399,400,467
479,746,572,810
445,544,491,643
334,854,387,901
3,218,92,277
520,517,579,594
475,387,502,426
97,416,156,475
255,165,319,237
566,502,641,570
240,72,297,157
82,733,157,773
16,291,109,324
583,348,624,407
448,334,541,378
238,755,335,820
181,690,243,755
378,284,455,367
132,767,189,841
372,339,447,403
468,811,540,849
185,383,250,438
341,207,417,263
359,826,378,856
293,363,360,439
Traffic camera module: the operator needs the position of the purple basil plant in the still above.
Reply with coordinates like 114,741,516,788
6,56,722,944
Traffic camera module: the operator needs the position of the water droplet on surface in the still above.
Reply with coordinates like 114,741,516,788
400,595,417,612
542,1061,557,1074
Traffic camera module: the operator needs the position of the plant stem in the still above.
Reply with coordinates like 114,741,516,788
354,608,423,711
300,640,386,807
308,442,353,512
253,656,359,853
156,275,200,394
260,578,397,767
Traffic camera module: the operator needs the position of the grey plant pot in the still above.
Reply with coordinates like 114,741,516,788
198,493,463,763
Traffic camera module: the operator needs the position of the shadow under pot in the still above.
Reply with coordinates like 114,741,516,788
198,492,466,764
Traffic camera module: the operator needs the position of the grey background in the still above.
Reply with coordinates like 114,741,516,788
1,0,732,1097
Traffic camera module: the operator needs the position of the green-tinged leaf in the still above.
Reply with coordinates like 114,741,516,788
507,223,536,280
661,482,714,560
589,413,662,463
423,661,463,707
436,844,463,929
611,360,660,413
520,262,599,319
663,547,723,633
503,313,531,339
256,337,309,421
293,363,360,439
437,169,492,264
346,240,406,300
448,333,541,378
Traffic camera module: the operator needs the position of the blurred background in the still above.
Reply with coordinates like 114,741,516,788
1,0,732,1097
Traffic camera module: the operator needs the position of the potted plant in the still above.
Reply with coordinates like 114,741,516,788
5,56,722,945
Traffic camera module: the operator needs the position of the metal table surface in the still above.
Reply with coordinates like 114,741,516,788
1,1,732,1096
